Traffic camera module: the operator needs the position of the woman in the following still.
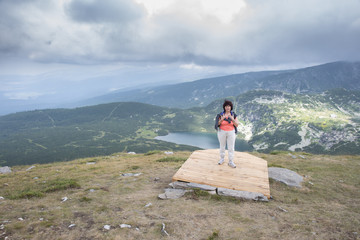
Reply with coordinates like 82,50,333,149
214,100,239,168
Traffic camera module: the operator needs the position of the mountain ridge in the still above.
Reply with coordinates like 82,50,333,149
82,61,360,108
1,88,359,166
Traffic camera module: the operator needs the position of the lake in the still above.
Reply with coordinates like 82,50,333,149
155,132,252,151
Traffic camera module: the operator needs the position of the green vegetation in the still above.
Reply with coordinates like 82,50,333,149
6,178,80,200
0,90,359,166
156,156,187,162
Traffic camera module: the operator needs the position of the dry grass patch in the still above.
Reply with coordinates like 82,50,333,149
0,151,359,239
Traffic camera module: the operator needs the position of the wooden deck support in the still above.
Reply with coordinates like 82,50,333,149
172,149,270,198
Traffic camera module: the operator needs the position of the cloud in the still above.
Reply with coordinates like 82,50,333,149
65,0,146,23
0,0,359,68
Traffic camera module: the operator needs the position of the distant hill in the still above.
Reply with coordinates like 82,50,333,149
82,61,360,108
1,89,359,166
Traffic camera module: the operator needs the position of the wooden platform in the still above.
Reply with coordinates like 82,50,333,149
172,149,270,198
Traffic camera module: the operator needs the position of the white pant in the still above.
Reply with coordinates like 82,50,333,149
217,129,236,162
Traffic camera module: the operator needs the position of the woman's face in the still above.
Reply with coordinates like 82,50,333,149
224,105,231,112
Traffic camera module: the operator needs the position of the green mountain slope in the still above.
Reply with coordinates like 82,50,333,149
83,61,360,108
0,89,359,166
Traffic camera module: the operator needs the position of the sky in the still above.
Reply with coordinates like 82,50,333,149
1,0,360,115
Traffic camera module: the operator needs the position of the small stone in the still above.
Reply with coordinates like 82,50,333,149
18,218,24,221
0,196,4,200
164,151,173,155
0,224,4,230
161,223,169,236
39,218,44,221
135,227,140,231
103,225,111,230
278,206,288,212
33,177,39,180
154,177,160,181
26,166,35,171
86,162,96,165
127,152,136,155
68,224,76,228
89,189,95,192
61,197,68,202
122,173,134,177
308,181,314,185
145,203,152,207
133,173,142,177
120,224,131,228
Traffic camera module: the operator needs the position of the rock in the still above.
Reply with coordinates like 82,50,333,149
86,162,96,165
0,197,4,200
268,167,303,188
278,206,288,212
68,224,76,228
18,218,24,221
120,224,131,228
145,203,152,207
89,189,95,192
61,197,68,202
158,188,187,200
26,166,35,171
127,152,136,155
169,181,216,191
169,181,188,189
0,167,11,174
217,188,269,202
122,173,142,177
33,177,39,180
161,223,169,236
164,151,173,155
187,182,217,191
103,225,111,230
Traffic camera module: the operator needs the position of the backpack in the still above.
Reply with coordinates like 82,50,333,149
214,111,238,133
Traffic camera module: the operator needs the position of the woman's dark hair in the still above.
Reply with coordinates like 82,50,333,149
223,100,233,111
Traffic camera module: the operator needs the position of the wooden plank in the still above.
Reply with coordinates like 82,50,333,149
172,149,271,198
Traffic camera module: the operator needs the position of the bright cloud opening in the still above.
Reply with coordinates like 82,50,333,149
135,0,246,23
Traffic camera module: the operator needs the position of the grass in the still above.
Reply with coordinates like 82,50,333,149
156,156,187,162
5,178,80,200
0,151,359,239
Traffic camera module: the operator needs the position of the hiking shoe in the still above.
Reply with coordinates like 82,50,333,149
228,161,236,168
218,159,225,165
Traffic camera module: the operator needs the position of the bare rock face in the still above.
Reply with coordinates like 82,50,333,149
268,167,303,188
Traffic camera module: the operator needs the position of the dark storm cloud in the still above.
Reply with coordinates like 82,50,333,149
65,0,146,23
